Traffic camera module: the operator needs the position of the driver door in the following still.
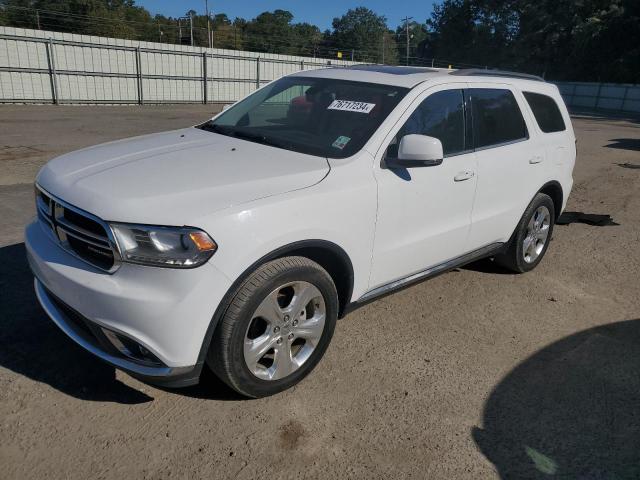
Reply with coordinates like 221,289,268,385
369,84,478,290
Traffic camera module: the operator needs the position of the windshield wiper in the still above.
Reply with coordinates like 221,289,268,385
199,123,295,151
231,129,294,150
198,122,233,136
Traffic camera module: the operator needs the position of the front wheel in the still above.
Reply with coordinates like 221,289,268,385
207,256,338,398
495,193,555,273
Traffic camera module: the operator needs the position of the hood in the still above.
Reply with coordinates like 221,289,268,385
37,127,330,225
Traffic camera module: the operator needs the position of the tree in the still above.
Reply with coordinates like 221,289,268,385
424,0,640,81
243,9,295,54
328,7,395,63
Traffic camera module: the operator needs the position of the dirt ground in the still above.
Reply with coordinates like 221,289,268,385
0,105,639,479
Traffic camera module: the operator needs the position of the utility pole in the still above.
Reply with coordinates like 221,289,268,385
36,10,41,29
403,16,413,66
190,12,194,46
205,0,212,48
178,18,182,45
381,34,385,64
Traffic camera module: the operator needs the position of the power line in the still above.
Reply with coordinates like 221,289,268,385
0,4,501,68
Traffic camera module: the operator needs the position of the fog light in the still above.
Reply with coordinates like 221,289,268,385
101,328,162,366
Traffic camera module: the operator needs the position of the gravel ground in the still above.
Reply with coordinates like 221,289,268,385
0,105,639,479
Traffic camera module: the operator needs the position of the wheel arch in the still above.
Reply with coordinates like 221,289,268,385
538,180,563,221
195,240,355,368
503,180,564,253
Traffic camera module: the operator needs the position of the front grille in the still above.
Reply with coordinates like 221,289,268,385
35,185,118,271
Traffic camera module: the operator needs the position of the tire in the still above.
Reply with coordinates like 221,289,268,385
207,256,338,398
495,193,555,273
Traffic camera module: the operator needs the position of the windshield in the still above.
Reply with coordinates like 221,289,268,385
198,76,409,159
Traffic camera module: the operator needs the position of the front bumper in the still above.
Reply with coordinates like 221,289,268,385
25,219,232,387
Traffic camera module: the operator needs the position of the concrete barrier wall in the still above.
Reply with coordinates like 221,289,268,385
556,81,640,115
0,27,356,104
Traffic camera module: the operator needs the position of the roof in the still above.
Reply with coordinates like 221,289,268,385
293,64,545,88
294,65,451,88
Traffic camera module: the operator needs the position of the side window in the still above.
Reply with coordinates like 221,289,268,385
469,88,528,149
388,89,466,158
523,91,566,133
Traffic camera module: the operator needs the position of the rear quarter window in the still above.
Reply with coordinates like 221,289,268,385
523,91,566,133
469,88,528,149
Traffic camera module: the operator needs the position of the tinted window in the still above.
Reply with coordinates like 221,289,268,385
389,89,466,158
469,88,528,149
199,76,408,159
523,91,566,133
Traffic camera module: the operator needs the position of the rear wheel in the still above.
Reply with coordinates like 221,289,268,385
207,256,338,398
495,193,555,273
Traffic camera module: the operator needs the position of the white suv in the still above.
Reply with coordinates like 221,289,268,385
26,66,575,397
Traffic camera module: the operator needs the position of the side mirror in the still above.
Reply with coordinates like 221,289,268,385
386,134,444,168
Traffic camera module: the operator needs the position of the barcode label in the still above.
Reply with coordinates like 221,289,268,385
327,100,376,114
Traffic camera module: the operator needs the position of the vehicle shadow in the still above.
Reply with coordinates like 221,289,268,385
0,242,244,402
0,242,155,403
473,318,640,479
605,138,640,152
459,258,514,275
166,367,246,401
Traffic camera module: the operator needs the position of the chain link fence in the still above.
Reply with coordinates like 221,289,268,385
0,27,356,104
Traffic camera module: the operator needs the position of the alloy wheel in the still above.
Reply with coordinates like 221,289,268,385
243,281,326,381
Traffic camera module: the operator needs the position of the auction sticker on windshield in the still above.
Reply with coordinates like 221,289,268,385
332,136,351,150
327,100,376,114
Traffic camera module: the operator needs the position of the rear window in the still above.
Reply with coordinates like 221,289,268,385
469,88,528,149
523,91,566,133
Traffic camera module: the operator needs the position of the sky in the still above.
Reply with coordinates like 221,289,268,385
136,0,437,31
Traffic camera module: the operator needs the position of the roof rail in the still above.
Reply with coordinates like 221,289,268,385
450,68,545,82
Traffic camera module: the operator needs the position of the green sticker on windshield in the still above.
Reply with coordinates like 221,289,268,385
332,136,351,150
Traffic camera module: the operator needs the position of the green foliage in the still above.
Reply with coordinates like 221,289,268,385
0,0,637,81
425,0,640,82
328,7,397,63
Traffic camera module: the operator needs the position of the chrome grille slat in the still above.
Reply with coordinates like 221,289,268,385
56,217,111,246
37,209,53,228
34,185,119,272
58,225,113,250
36,195,51,216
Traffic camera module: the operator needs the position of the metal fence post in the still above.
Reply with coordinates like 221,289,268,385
621,85,629,113
135,47,143,105
594,82,602,110
45,38,58,105
256,57,260,89
202,52,208,104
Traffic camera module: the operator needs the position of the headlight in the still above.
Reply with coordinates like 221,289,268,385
110,223,217,268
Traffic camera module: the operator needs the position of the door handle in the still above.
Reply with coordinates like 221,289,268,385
529,155,543,164
454,171,475,182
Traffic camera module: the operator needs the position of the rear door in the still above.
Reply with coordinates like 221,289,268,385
465,84,542,249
